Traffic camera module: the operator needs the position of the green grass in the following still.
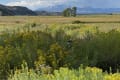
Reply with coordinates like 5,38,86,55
8,63,120,80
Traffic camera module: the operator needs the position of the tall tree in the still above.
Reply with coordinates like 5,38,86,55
63,8,72,17
72,7,77,17
63,9,67,17
0,11,2,16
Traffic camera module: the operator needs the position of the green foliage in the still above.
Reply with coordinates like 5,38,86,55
62,7,77,17
62,8,72,17
9,64,120,80
47,43,68,69
1,23,120,79
35,50,46,68
72,7,77,17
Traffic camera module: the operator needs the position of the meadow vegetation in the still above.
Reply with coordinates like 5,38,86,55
8,63,120,80
0,15,120,79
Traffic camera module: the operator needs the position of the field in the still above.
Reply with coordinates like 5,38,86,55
2,15,120,24
1,15,120,31
1,15,120,80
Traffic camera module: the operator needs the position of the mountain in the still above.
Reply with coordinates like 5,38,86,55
0,4,37,16
35,11,61,16
1,4,120,16
37,5,120,14
77,8,120,14
37,5,68,12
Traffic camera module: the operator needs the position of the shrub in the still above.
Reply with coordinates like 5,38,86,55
31,23,37,28
72,20,81,24
47,43,69,69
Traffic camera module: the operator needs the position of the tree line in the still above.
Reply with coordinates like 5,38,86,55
62,7,77,17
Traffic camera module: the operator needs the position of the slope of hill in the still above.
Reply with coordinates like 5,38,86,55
0,4,37,16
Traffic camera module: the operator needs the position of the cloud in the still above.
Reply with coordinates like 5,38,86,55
6,0,91,10
6,0,68,10
6,0,120,10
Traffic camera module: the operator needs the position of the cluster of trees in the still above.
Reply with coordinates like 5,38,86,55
62,7,77,17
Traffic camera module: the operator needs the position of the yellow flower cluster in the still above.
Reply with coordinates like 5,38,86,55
8,64,120,80
104,73,120,80
85,67,103,73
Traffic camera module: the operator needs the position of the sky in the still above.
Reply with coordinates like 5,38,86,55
1,0,120,10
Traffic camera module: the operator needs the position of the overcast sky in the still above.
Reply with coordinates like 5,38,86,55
1,0,120,10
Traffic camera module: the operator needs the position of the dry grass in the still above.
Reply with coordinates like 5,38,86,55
0,15,120,24
0,15,120,31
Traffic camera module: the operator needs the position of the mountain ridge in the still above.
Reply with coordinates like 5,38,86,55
0,4,37,16
1,4,120,16
36,5,120,14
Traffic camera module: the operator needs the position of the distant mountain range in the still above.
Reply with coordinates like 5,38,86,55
0,4,36,16
77,8,120,14
37,5,69,12
1,4,120,16
37,5,120,14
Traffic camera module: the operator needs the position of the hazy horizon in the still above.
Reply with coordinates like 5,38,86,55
1,0,120,10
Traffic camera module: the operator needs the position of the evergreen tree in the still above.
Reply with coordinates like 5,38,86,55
72,7,77,17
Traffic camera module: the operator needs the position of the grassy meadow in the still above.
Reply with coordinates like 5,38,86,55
0,15,120,80
1,15,120,31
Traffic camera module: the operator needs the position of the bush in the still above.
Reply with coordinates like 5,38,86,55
68,30,120,72
72,20,81,24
